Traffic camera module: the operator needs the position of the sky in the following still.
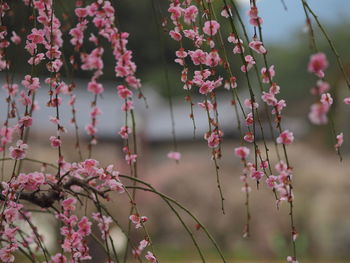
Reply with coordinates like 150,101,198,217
236,0,350,43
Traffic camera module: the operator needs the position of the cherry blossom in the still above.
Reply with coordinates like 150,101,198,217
308,52,328,78
277,130,294,145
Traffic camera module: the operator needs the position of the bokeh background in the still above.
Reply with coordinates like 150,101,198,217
2,0,350,262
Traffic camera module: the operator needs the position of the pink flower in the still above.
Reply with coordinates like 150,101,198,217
16,172,45,191
245,113,254,126
277,130,294,145
234,146,250,159
249,40,266,54
203,20,220,36
49,136,61,148
117,85,132,99
320,93,333,106
221,6,232,18
18,116,33,128
344,97,350,104
247,6,259,18
251,170,264,181
266,175,278,188
205,50,221,67
183,5,198,24
21,75,40,92
311,80,330,95
207,132,220,148
119,125,132,139
125,153,137,165
308,102,329,125
199,81,215,94
261,65,275,83
129,214,148,229
50,253,67,263
145,251,158,263
87,80,104,94
78,216,92,236
167,151,181,161
10,31,21,45
335,132,343,150
198,100,214,111
261,92,277,106
169,30,182,41
243,132,254,143
122,101,134,112
62,197,77,212
27,28,45,44
75,7,88,18
9,140,28,160
189,49,207,65
308,52,328,78
244,98,258,109
2,83,18,96
241,55,255,72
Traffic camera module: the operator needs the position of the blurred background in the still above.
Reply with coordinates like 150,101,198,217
2,0,350,262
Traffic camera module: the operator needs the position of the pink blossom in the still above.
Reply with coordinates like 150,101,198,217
10,31,21,45
245,113,254,126
243,132,254,143
311,80,330,95
18,116,33,128
308,102,329,125
21,75,40,92
199,81,215,94
261,92,277,106
129,214,148,229
344,97,350,104
335,132,343,150
266,175,278,188
205,50,221,67
78,216,92,236
145,251,157,263
122,101,134,112
308,52,328,78
125,153,137,165
50,253,67,263
198,100,214,111
2,83,18,96
247,6,259,19
203,20,220,36
49,136,62,148
244,98,259,109
117,85,132,99
221,6,232,18
320,93,333,106
62,197,77,212
277,130,294,145
251,170,264,181
27,28,45,44
183,5,198,24
9,140,28,160
207,132,220,148
169,30,182,41
167,151,181,161
16,172,45,191
75,7,88,18
234,146,250,159
119,125,132,139
261,65,275,83
241,55,255,72
249,17,263,27
249,40,266,54
87,80,104,94
189,49,207,65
